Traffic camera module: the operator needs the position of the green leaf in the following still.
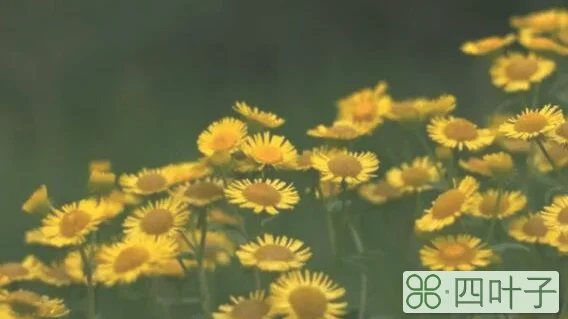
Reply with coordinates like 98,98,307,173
490,242,531,253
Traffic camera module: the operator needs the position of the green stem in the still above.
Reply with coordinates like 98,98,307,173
347,221,368,319
485,187,503,244
253,269,261,290
535,137,568,186
197,209,212,317
318,183,337,259
411,126,449,187
531,84,540,108
79,246,96,319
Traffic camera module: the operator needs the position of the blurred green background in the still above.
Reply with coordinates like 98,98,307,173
1,1,568,318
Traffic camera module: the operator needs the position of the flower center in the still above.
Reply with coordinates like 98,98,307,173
329,124,359,137
479,194,510,217
59,210,92,238
136,173,167,193
327,154,363,177
513,113,548,133
441,243,467,259
557,208,568,224
113,246,150,274
522,216,548,237
0,263,29,278
288,287,328,319
253,145,283,164
230,299,270,319
253,244,295,261
212,132,238,150
353,102,374,121
555,122,568,140
505,58,539,80
443,119,479,141
401,167,432,187
140,208,174,235
185,182,224,200
243,183,282,206
431,189,466,219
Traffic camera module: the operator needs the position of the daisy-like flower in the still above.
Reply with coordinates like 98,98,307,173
510,8,568,33
88,170,116,195
490,52,556,92
306,120,369,140
420,234,494,271
95,236,177,286
225,178,299,215
499,105,564,140
357,179,402,205
123,197,189,238
546,231,568,253
207,206,243,227
270,270,347,319
120,167,178,196
546,120,568,146
63,246,99,284
336,82,389,131
197,117,248,156
213,290,274,319
508,213,551,244
166,160,213,184
530,141,568,173
0,289,69,318
39,199,106,247
241,132,298,169
35,262,73,287
419,94,457,118
179,230,235,270
24,228,53,246
415,176,480,232
311,149,379,185
171,177,225,207
470,189,527,219
21,185,52,215
233,101,285,129
460,33,516,55
541,195,568,233
458,152,515,179
386,156,443,194
97,197,126,221
518,28,568,56
382,97,426,122
0,256,43,286
236,234,312,272
427,116,495,151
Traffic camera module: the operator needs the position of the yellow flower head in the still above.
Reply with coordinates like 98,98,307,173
311,149,379,185
0,289,69,318
459,152,514,178
499,105,564,141
508,213,551,244
336,81,389,131
178,230,235,270
382,97,426,122
233,101,285,129
510,8,568,33
241,132,298,169
530,141,568,173
198,117,248,156
546,120,568,146
22,185,52,215
236,233,312,272
123,197,189,239
63,246,99,284
95,236,177,286
541,195,568,233
386,156,443,194
119,167,178,196
225,178,299,215
88,170,116,195
415,176,480,232
420,94,457,118
207,206,243,227
166,160,213,184
270,270,347,319
490,52,556,92
0,255,43,286
213,290,275,319
35,262,73,287
546,231,568,253
460,33,516,55
427,116,495,151
518,28,568,55
357,179,402,205
89,159,112,173
470,189,527,219
171,177,226,207
420,234,494,271
306,120,369,140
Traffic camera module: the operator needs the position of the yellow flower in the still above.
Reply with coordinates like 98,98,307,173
508,213,551,244
236,234,312,272
96,197,126,221
518,28,568,55
35,262,73,287
119,167,178,196
488,113,533,153
123,197,189,238
0,304,15,319
311,149,379,185
241,132,298,169
415,176,480,232
460,33,516,55
546,231,568,253
0,289,69,318
213,290,275,319
490,52,556,92
95,236,177,286
88,170,116,194
106,189,141,206
207,207,243,226
147,258,195,278
198,117,248,156
63,246,99,284
382,97,426,122
225,179,299,215
89,159,112,172
530,141,568,173
24,228,53,246
166,160,214,184
510,8,568,33
470,189,527,219
458,152,514,178
420,94,457,118
233,101,285,129
546,120,568,146
178,230,235,270
386,156,443,194
427,116,495,151
499,105,564,140
306,120,369,140
39,199,106,247
336,81,389,131
171,177,226,207
541,195,568,233
0,256,43,286
357,179,402,205
270,269,347,319
420,234,494,271
21,185,52,215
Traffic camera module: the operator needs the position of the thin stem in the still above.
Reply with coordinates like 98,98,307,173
197,209,212,317
253,270,261,290
531,84,540,108
411,126,449,187
347,221,368,319
535,137,568,186
79,246,96,319
485,186,503,244
318,183,337,259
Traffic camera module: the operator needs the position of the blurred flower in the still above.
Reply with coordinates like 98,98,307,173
427,116,495,151
499,105,564,140
63,246,99,284
508,213,551,244
120,167,178,196
35,262,73,287
307,120,369,140
336,81,389,132
225,179,299,215
530,141,568,173
357,179,402,205
311,149,379,185
541,195,568,233
0,289,69,318
179,230,235,270
207,206,243,227
470,189,527,219
420,234,494,271
171,177,225,207
233,101,285,129
460,33,515,55
166,160,213,184
213,290,274,319
89,159,112,173
546,231,568,253
459,152,514,179
88,170,116,195
21,185,52,215
490,52,555,92
0,256,43,286
546,120,568,146
518,28,568,55
510,8,568,33
123,197,189,239
236,233,312,272
386,156,443,194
